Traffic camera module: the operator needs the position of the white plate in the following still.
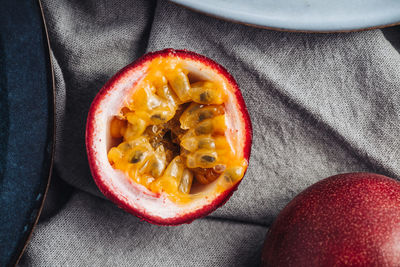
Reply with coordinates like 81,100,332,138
170,0,400,32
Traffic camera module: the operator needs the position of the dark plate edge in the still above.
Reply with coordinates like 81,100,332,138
11,0,56,266
171,1,400,33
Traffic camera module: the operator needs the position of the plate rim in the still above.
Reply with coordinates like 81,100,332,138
10,0,56,266
170,0,400,33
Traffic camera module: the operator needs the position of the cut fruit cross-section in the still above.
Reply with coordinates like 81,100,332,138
86,49,252,225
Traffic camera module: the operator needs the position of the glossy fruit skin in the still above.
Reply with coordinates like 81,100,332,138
262,172,400,267
86,49,252,225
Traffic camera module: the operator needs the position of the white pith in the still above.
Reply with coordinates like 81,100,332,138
90,56,247,220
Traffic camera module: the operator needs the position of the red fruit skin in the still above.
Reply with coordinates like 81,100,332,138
262,172,400,267
86,49,252,225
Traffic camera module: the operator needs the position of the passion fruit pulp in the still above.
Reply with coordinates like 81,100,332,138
86,49,252,225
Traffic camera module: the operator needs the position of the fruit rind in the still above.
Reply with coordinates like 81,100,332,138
262,172,400,266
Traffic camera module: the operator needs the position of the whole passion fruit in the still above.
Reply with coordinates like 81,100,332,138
86,49,252,225
262,172,400,266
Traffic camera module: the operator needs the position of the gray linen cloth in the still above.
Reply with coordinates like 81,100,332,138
19,0,400,266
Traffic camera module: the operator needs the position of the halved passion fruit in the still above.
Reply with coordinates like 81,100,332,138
86,49,252,225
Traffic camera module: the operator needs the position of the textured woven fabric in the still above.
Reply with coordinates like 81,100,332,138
20,0,400,266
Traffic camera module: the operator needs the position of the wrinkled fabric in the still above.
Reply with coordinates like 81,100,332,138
20,0,400,266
